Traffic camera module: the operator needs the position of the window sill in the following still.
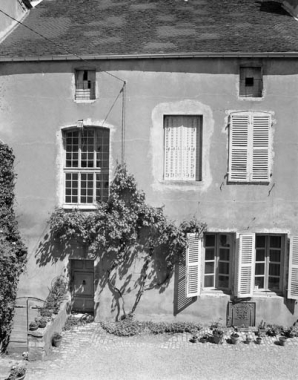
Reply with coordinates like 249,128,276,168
74,99,96,104
201,289,231,298
62,204,98,210
252,291,284,299
160,180,203,186
239,96,264,101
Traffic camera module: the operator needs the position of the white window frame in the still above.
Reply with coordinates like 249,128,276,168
203,233,233,292
164,115,202,182
254,234,284,293
228,111,271,183
63,127,109,207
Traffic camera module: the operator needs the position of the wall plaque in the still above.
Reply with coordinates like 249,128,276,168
227,302,256,327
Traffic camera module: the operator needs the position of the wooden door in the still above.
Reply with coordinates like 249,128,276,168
71,260,94,313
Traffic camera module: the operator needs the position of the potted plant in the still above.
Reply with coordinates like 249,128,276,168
200,335,209,343
212,328,224,344
52,332,62,347
28,321,38,331
35,316,48,328
245,334,253,344
190,332,199,343
258,320,266,337
256,332,262,345
279,336,287,346
284,327,295,338
230,327,240,344
7,363,27,379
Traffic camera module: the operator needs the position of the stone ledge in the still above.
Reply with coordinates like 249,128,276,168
28,299,70,361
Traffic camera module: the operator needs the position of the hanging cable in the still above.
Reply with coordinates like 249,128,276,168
102,84,125,127
0,8,126,84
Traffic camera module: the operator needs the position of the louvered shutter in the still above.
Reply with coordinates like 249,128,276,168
229,113,249,182
235,234,255,298
252,114,270,182
288,236,298,300
186,233,201,297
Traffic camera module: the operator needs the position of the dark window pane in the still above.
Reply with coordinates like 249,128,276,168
219,262,229,275
205,262,214,274
219,248,229,261
65,189,71,196
268,277,280,290
72,195,78,203
270,236,281,249
205,248,215,261
256,249,265,262
204,275,214,287
218,276,229,289
81,196,86,203
65,196,71,203
219,234,230,247
255,277,264,289
205,235,215,247
255,263,265,275
269,264,280,276
256,235,266,248
270,250,281,263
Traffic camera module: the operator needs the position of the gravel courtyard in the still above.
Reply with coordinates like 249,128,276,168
19,322,298,380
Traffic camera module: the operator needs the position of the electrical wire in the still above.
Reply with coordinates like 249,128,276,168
0,8,126,84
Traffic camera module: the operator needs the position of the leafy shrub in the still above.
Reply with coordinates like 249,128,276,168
0,143,27,351
100,320,202,337
39,276,68,317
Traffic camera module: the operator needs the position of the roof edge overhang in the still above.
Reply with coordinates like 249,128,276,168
1,51,298,62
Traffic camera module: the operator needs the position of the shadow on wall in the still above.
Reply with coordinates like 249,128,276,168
173,264,196,316
35,230,176,320
95,244,174,321
35,230,88,266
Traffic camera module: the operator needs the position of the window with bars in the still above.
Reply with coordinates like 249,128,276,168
228,111,271,183
164,115,202,181
64,128,109,205
75,70,96,101
239,67,263,97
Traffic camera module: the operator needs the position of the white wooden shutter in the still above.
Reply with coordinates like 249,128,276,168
252,114,270,182
229,113,249,182
186,233,201,297
235,234,255,298
288,236,298,300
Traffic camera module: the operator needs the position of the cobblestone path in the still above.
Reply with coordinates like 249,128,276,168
10,323,298,379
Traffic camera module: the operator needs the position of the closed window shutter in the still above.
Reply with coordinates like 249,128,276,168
235,234,255,298
229,113,249,182
288,236,298,300
186,233,201,297
252,114,270,182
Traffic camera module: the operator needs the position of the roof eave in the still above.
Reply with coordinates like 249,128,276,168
1,51,298,62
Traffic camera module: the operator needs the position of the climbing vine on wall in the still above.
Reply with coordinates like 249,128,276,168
0,143,27,351
50,163,206,318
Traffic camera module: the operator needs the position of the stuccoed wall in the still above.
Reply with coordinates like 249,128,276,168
1,57,298,325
